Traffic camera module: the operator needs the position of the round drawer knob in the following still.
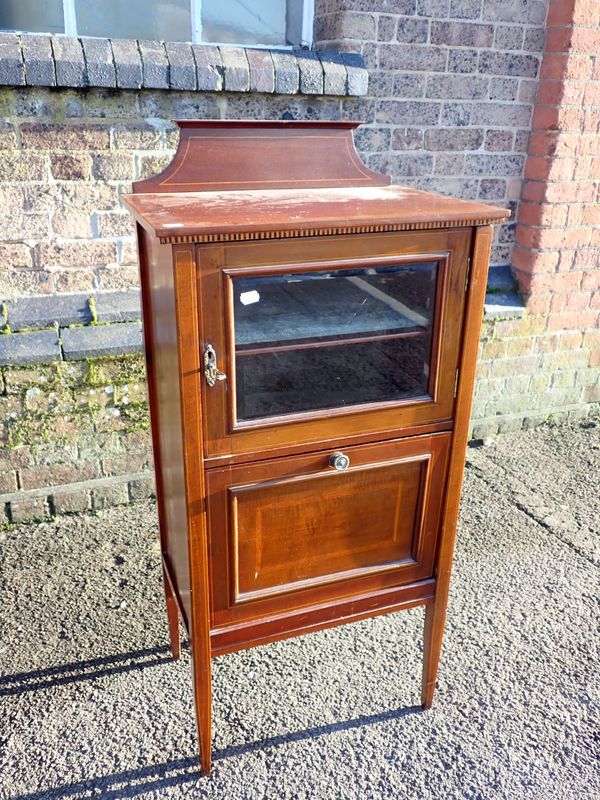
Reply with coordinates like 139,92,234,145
329,451,350,471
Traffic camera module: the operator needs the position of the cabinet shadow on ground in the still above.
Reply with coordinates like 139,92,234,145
0,645,175,696
6,644,422,800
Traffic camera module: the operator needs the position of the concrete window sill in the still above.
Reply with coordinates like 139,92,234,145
0,33,368,96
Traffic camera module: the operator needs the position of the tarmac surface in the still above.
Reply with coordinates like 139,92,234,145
1,418,598,800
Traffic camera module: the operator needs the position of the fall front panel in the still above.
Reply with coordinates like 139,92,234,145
206,432,451,628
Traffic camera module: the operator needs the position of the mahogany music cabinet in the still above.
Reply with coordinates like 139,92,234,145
123,120,508,773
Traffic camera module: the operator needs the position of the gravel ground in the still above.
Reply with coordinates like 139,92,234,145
1,418,599,800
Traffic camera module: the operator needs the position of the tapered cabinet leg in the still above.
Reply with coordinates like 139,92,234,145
191,641,212,775
162,565,181,661
421,600,448,709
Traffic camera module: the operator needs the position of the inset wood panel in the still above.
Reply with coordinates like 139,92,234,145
232,458,424,602
206,432,451,628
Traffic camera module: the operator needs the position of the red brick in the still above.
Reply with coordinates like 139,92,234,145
526,156,575,181
558,107,586,130
531,105,561,131
561,291,592,311
590,290,600,309
561,79,586,105
545,182,596,202
574,249,600,269
521,180,547,202
533,333,559,354
512,247,537,273
540,54,568,81
558,331,584,349
517,202,543,226
523,271,583,293
515,225,542,249
554,132,587,156
558,251,576,271
535,226,589,251
581,270,600,289
528,131,559,156
514,248,560,273
577,134,599,155
584,109,600,133
547,0,576,26
524,157,550,181
549,204,570,226
566,53,594,79
545,27,574,54
547,310,599,331
536,253,559,272
526,294,553,313
562,203,584,225
573,157,592,180
583,82,600,106
535,80,564,106
570,27,600,53
572,0,600,24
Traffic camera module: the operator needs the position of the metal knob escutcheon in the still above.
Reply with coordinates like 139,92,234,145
203,343,226,387
329,451,350,471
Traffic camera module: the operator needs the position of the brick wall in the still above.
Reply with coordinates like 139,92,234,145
312,0,600,434
0,356,153,524
314,0,550,265
510,0,600,409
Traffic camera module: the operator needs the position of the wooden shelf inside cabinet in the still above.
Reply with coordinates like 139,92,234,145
123,119,510,775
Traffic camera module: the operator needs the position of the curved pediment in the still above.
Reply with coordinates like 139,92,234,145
132,120,391,194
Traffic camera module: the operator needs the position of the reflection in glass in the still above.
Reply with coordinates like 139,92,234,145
202,0,286,45
233,262,438,421
74,0,191,41
0,0,64,34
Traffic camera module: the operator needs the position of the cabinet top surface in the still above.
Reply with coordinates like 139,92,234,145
123,185,509,243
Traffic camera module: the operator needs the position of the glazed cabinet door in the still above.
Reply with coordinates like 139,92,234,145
206,432,450,630
198,229,471,459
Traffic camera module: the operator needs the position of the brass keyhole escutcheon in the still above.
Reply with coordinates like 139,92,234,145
203,343,226,387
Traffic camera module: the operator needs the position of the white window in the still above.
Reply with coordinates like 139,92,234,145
0,0,314,48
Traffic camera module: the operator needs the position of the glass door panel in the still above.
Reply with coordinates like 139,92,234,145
198,228,471,459
232,262,438,422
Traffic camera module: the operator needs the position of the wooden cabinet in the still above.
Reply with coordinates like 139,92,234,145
124,120,509,774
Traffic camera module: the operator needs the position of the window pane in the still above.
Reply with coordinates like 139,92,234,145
202,0,286,45
0,0,64,34
233,262,438,421
74,0,191,41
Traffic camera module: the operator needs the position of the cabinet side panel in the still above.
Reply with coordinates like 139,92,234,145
140,228,191,628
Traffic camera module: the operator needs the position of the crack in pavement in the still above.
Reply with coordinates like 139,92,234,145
464,457,598,568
